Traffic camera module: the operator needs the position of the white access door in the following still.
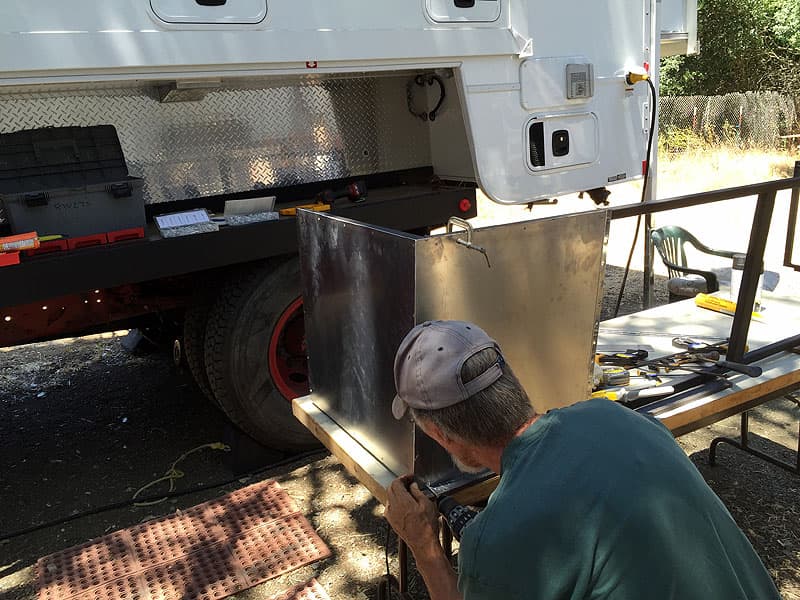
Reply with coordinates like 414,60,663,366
660,0,698,56
426,0,501,23
150,0,268,24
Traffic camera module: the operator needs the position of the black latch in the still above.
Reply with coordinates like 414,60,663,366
196,0,227,5
23,192,48,207
108,182,133,198
454,0,476,6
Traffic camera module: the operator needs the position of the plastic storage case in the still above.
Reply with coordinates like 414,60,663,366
0,125,144,237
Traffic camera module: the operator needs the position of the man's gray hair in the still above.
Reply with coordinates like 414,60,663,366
410,347,534,445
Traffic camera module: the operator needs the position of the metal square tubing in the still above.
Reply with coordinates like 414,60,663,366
726,191,776,362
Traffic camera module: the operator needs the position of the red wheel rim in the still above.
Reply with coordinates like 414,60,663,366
268,297,309,401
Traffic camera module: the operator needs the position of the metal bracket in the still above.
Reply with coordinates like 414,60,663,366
446,216,491,268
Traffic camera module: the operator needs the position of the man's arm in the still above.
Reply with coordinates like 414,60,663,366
385,476,463,600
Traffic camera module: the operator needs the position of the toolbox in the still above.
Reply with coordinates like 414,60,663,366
0,125,144,237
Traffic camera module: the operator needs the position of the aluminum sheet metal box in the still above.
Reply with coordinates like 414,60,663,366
298,210,608,490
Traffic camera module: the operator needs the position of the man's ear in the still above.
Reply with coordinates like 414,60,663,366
418,419,451,445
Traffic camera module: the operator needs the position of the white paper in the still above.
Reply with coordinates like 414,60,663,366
155,209,210,229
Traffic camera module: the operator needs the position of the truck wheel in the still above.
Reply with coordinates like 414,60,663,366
183,303,218,407
204,259,317,450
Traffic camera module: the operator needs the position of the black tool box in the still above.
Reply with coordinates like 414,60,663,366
0,125,144,238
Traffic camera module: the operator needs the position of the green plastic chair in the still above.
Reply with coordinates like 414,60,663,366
650,225,737,301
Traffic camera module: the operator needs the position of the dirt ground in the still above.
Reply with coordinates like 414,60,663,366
1,264,798,600
1,152,799,599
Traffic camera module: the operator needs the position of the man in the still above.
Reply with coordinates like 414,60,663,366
384,320,780,600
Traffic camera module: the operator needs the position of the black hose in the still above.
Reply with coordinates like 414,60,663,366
614,77,657,318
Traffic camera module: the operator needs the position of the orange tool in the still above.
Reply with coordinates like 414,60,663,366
278,202,331,217
0,231,39,252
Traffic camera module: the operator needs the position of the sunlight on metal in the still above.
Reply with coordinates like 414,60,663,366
27,30,88,34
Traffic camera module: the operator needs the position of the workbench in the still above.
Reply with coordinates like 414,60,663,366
294,289,800,506
600,290,800,437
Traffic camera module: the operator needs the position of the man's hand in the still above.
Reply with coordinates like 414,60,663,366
385,475,439,552
385,475,463,600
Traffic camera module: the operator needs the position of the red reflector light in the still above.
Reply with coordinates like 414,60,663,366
459,198,472,213
642,160,648,176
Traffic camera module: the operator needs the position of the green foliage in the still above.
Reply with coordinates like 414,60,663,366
660,0,800,97
659,124,742,154
658,127,708,153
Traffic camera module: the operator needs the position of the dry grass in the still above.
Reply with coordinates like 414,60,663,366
657,147,796,195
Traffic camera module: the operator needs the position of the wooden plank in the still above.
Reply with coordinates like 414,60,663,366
293,396,395,505
660,368,800,435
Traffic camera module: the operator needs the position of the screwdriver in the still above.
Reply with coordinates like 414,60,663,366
591,385,675,403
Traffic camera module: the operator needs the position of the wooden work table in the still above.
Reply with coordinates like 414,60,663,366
294,291,800,506
599,292,800,436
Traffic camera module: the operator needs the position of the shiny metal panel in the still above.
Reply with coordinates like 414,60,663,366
0,74,431,221
298,210,607,490
415,211,609,414
298,211,418,477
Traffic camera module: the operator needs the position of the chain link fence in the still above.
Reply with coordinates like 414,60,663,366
659,91,799,151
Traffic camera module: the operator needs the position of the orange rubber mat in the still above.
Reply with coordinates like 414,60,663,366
35,480,330,600
269,579,330,600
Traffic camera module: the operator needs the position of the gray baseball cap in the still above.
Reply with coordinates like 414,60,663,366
391,320,505,419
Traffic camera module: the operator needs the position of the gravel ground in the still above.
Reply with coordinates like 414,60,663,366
2,159,800,599
1,263,798,600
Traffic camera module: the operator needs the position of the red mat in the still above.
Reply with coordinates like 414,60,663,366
35,480,330,600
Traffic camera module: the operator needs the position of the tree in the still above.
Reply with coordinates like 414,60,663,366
661,0,800,97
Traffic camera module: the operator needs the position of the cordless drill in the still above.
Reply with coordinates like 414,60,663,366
436,495,480,541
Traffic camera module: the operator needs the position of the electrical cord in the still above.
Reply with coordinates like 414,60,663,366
406,73,446,122
385,521,392,582
0,448,328,543
613,76,657,318
132,442,230,506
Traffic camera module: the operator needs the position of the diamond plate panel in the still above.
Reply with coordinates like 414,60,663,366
35,479,331,600
0,75,432,224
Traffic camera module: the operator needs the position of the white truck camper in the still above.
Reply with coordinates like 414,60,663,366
0,1,696,449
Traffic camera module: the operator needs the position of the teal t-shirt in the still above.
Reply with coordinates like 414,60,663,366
457,399,780,600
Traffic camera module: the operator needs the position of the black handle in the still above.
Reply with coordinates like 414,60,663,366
454,0,476,7
24,193,49,207
196,0,227,6
108,182,133,199
715,360,762,378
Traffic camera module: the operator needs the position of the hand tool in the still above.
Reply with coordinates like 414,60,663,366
278,201,331,216
672,336,727,352
695,293,763,319
600,366,630,387
418,481,479,542
591,385,675,403
596,349,648,367
0,231,39,252
647,355,762,378
317,180,367,204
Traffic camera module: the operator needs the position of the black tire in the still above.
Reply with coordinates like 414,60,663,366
204,258,318,450
183,302,218,407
